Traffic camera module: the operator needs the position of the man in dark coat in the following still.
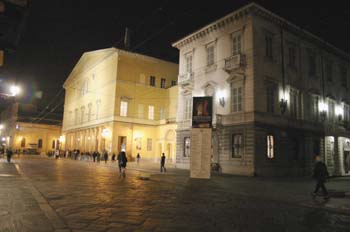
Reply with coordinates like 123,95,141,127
312,155,330,199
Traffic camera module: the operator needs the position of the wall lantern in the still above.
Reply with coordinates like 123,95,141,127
217,89,226,107
318,100,328,122
101,128,110,138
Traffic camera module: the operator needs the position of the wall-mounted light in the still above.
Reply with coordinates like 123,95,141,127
87,136,91,140
59,135,65,143
217,89,226,107
318,100,328,122
335,104,343,122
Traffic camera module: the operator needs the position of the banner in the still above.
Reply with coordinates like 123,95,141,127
192,96,212,128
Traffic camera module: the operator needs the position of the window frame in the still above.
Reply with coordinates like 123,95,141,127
231,133,243,158
183,137,191,157
148,105,155,120
267,134,275,159
150,76,156,87
120,100,128,117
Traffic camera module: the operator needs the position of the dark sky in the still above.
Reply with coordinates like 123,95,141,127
1,0,350,111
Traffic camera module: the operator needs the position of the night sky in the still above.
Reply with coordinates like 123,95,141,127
1,0,350,112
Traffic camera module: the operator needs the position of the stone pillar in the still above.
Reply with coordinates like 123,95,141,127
334,136,341,176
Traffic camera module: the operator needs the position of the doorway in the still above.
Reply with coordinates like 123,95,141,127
344,151,350,174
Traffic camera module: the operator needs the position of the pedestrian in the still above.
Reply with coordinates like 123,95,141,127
117,151,128,177
160,153,166,172
92,151,97,162
136,153,140,165
312,155,330,200
6,148,13,163
103,150,108,164
117,152,122,174
111,153,116,162
97,151,101,163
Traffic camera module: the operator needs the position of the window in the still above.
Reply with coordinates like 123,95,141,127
148,105,154,120
80,106,85,124
206,44,215,66
265,35,273,59
87,103,92,122
184,137,190,157
96,100,101,120
161,78,166,88
21,138,26,148
311,95,319,121
171,80,177,86
326,61,333,82
147,138,152,151
290,89,298,118
232,31,242,55
232,134,243,158
38,139,43,148
184,96,192,120
74,108,78,125
150,76,156,86
52,140,55,149
120,100,128,117
344,104,350,122
186,54,193,73
341,66,348,88
308,53,316,77
267,135,274,159
135,138,141,150
266,85,275,113
288,46,296,67
328,99,335,122
138,104,144,119
160,107,165,120
232,86,242,112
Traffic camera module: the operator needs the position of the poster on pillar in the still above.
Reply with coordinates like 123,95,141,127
190,128,212,179
192,97,213,128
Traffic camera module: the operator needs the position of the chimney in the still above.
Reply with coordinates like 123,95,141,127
124,27,131,50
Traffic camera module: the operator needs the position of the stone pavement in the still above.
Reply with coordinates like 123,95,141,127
0,156,350,232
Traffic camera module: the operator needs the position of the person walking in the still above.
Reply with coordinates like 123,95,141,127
6,148,13,163
103,150,108,164
312,155,330,200
97,152,101,163
160,153,166,172
117,151,128,178
136,153,140,165
111,153,116,162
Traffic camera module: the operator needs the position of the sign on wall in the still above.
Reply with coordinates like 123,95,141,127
192,97,213,128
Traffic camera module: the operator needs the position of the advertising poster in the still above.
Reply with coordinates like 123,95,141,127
192,96,213,128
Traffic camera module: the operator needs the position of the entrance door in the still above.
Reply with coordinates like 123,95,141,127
118,136,127,152
344,151,350,174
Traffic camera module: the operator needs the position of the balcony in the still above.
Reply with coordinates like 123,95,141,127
224,54,246,73
178,72,194,89
177,119,192,130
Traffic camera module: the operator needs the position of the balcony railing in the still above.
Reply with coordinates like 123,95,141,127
178,72,194,88
224,54,245,72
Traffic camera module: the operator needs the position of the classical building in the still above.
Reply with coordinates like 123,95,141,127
0,103,62,154
62,48,178,162
173,3,350,176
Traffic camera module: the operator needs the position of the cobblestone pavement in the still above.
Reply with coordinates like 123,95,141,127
1,156,350,232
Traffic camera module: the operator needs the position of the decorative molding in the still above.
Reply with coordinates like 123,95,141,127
227,73,245,83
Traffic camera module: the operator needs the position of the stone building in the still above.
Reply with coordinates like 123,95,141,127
173,3,350,176
0,103,61,154
62,48,178,162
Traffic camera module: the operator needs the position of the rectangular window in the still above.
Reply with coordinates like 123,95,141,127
232,31,242,55
288,46,296,67
52,140,55,149
21,138,26,148
171,80,176,86
74,109,78,125
147,138,152,151
311,95,319,121
265,35,273,59
266,85,275,113
232,86,242,112
308,53,316,77
328,100,335,122
290,89,298,118
148,105,154,120
120,101,128,117
341,66,348,88
138,104,144,119
232,134,243,158
206,45,215,66
80,106,85,124
186,55,193,73
160,107,165,120
38,139,43,149
267,135,274,159
184,137,190,157
344,104,350,122
161,78,166,88
88,103,92,122
184,96,192,120
150,76,156,86
326,61,333,82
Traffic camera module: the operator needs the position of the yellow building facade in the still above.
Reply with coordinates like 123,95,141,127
62,48,178,162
